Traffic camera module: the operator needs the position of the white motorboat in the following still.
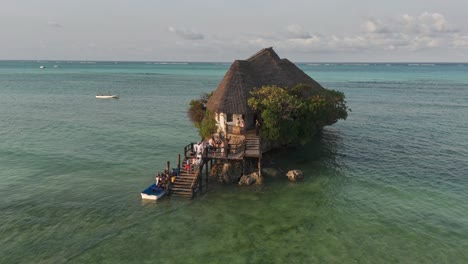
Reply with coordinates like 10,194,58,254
96,94,119,99
141,184,167,200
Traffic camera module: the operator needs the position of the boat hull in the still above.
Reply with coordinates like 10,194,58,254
96,95,119,99
141,184,167,200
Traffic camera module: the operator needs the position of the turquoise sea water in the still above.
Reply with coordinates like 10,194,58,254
1,61,467,263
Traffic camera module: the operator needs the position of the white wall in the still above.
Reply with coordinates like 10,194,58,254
215,112,227,135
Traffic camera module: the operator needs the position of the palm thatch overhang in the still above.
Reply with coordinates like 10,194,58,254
206,47,325,116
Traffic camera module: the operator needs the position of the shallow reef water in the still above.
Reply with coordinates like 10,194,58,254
0,61,467,263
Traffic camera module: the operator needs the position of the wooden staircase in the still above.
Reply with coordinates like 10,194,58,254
171,158,200,198
244,130,261,158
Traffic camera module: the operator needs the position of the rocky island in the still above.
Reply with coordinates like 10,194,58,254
173,47,348,197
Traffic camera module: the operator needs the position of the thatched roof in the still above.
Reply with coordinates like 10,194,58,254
206,47,324,114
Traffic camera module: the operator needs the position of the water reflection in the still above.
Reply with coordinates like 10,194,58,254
263,127,346,174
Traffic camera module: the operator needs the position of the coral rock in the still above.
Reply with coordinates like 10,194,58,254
239,172,261,186
286,170,304,182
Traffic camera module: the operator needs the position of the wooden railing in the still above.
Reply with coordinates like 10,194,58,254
184,140,247,160
205,142,244,158
184,143,195,157
190,167,201,198
228,143,245,155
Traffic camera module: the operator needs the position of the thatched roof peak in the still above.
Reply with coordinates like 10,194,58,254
246,47,280,62
206,47,324,114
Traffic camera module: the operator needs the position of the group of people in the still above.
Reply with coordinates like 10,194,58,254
208,135,227,158
184,142,205,172
154,169,178,190
236,117,245,127
236,117,261,136
154,173,168,190
193,141,204,165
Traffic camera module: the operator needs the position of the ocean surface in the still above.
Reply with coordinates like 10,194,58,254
1,61,467,263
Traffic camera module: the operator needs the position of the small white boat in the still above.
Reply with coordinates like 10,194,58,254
96,94,119,99
141,184,167,200
39,66,46,69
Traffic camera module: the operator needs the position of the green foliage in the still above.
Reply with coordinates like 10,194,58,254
188,99,205,129
248,85,348,145
188,92,217,139
188,92,213,129
199,110,217,139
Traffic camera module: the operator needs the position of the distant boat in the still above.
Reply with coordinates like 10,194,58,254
141,184,167,200
96,94,119,99
39,66,46,69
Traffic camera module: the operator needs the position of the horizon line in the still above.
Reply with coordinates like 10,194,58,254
1,59,467,64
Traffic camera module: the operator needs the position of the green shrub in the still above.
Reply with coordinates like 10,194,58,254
248,85,348,145
188,92,213,129
188,92,216,138
199,110,217,139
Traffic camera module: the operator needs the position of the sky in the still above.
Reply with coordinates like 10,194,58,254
1,0,468,62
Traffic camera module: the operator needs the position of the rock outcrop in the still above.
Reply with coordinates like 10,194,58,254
238,172,262,186
210,162,243,184
286,170,304,182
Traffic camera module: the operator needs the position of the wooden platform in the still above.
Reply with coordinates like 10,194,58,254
171,129,262,199
244,130,261,158
171,159,199,198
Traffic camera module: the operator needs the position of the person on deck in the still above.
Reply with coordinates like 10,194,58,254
155,173,162,188
208,136,215,155
215,138,221,157
185,162,191,171
220,140,226,158
197,142,203,155
193,143,199,156
255,119,261,136
160,174,167,189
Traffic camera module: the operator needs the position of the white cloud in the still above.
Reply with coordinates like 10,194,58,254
452,34,468,48
348,12,460,51
364,20,378,33
363,19,390,34
243,25,322,52
419,12,451,33
286,24,313,39
47,21,62,28
168,12,468,57
427,39,440,48
400,12,457,34
168,26,204,40
288,36,321,46
261,13,460,52
408,36,441,50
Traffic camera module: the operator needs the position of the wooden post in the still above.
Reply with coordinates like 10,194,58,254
242,159,246,176
177,154,181,176
205,159,209,190
199,163,203,193
258,158,261,177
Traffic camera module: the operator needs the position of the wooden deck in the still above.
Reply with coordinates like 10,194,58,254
171,129,262,198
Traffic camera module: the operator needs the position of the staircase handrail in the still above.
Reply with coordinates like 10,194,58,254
183,143,195,157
